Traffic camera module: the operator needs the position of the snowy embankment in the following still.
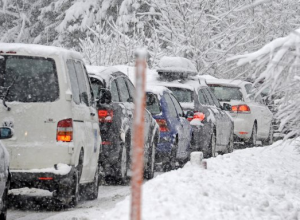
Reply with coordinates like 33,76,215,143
49,140,300,220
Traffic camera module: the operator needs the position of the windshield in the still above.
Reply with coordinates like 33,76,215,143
167,87,193,103
146,93,161,115
0,55,59,102
209,85,243,101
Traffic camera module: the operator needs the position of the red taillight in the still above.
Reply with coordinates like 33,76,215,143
102,141,112,145
193,112,205,121
38,177,53,180
98,109,114,123
6,51,17,54
187,112,205,122
156,119,169,132
232,105,251,113
57,119,73,142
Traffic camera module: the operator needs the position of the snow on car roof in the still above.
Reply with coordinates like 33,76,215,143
0,43,82,60
157,56,198,76
146,85,169,97
206,79,251,88
87,65,123,84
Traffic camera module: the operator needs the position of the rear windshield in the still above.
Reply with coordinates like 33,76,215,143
146,93,161,115
167,87,193,103
0,55,59,102
209,85,243,101
90,77,104,100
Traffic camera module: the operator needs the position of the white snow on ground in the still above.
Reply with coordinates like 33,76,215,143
48,139,300,220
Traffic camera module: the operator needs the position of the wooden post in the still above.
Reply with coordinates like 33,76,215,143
130,49,147,220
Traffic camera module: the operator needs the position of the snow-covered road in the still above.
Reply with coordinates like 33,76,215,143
8,185,131,220
7,139,300,220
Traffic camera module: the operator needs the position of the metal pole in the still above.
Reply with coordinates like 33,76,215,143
130,49,147,220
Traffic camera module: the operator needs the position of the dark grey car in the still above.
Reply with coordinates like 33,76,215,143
87,67,160,183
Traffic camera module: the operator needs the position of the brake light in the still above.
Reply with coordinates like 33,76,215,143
193,112,205,121
6,51,17,54
232,105,251,113
98,109,114,123
156,119,169,132
57,119,73,142
102,141,112,145
38,177,53,180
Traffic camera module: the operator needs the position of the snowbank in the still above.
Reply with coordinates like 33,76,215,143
49,139,300,220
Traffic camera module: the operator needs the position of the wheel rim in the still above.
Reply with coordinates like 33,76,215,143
121,147,127,178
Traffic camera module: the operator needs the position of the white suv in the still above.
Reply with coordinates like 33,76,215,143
207,79,273,146
0,43,101,207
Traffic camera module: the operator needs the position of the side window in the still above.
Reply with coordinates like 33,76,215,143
203,89,215,106
110,80,119,102
125,78,135,101
207,89,221,108
164,93,177,118
170,94,183,117
198,89,208,105
73,61,90,106
117,77,130,102
67,60,80,104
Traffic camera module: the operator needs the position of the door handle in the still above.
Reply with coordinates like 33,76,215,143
90,112,95,117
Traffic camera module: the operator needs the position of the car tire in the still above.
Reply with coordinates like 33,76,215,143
163,141,177,172
54,152,83,209
262,125,274,146
68,168,80,207
144,140,156,180
0,176,9,220
227,130,234,153
85,165,100,200
116,143,128,184
207,131,216,158
246,124,257,147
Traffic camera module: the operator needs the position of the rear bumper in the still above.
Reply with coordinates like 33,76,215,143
231,115,253,140
4,142,73,170
10,166,75,192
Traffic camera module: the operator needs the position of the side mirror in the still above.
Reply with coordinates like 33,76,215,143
223,103,232,111
98,89,112,105
0,127,13,139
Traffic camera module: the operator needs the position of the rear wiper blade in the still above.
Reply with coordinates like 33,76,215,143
1,77,18,111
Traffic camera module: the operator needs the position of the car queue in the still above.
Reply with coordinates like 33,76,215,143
0,43,273,216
